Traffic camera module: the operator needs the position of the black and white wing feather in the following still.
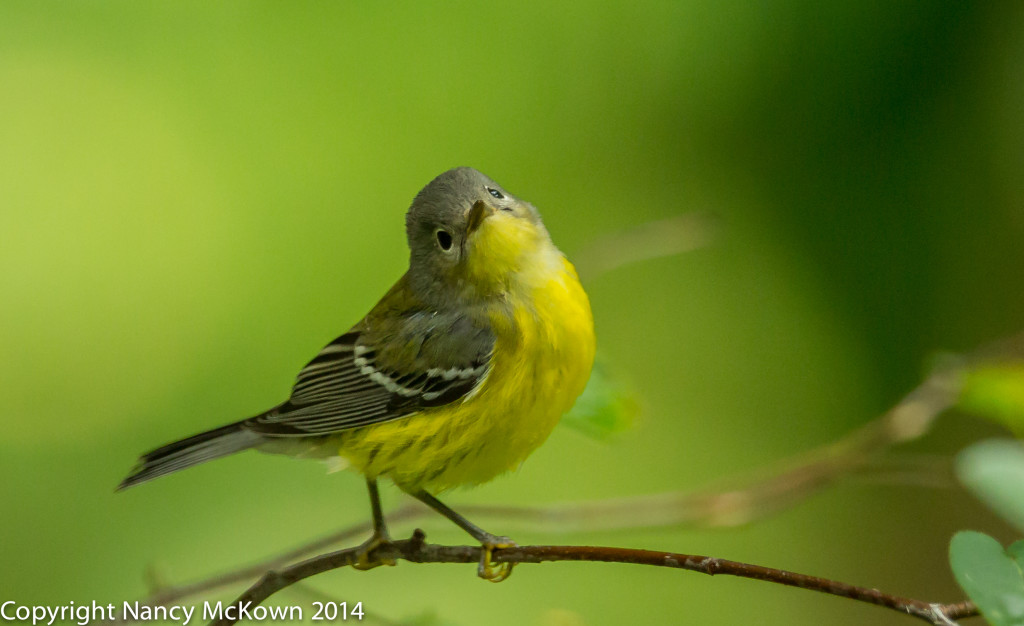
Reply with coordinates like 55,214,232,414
246,311,494,437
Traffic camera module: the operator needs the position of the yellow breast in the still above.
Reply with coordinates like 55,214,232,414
339,218,595,492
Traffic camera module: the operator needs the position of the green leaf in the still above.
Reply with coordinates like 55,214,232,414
957,439,1024,533
959,363,1024,436
561,356,638,440
949,531,1024,626
1009,540,1024,565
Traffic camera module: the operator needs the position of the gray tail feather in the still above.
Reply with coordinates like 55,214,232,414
118,421,262,490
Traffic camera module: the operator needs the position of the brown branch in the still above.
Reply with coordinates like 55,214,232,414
127,452,952,615
131,331,1024,623
208,531,977,626
129,332,1023,614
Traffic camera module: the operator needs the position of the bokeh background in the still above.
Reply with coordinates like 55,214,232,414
2,2,1023,625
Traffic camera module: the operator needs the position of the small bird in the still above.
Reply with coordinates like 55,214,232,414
119,167,596,581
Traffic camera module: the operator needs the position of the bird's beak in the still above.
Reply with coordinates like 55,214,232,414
466,200,494,235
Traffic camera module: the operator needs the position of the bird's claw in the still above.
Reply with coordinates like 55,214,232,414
477,535,516,582
353,532,396,570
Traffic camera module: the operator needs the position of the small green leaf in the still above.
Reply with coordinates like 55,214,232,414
959,363,1024,436
949,530,1024,626
957,439,1024,533
1009,540,1024,565
561,356,638,440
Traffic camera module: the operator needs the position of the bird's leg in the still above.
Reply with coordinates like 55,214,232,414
409,489,516,582
353,477,396,570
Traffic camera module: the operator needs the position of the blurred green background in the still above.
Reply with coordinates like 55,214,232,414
2,2,1023,625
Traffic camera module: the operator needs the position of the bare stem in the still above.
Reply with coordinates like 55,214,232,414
131,331,1024,625
208,532,978,626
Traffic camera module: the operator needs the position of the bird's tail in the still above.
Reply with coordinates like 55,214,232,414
118,421,262,490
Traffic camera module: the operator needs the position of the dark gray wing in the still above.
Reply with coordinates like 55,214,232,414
245,312,494,436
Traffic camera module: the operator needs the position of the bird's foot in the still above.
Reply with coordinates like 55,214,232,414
352,531,397,570
477,534,516,582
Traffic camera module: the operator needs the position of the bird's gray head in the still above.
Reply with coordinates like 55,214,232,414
405,167,549,304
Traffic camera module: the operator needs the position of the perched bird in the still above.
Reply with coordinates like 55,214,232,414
119,167,596,581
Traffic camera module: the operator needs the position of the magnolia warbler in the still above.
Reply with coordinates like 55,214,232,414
119,167,596,581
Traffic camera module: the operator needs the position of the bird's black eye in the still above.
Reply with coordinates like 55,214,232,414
487,187,504,200
436,229,453,251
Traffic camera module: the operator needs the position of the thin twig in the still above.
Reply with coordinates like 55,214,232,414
129,331,1024,623
572,211,719,281
125,453,951,615
128,333,1024,614
208,532,977,626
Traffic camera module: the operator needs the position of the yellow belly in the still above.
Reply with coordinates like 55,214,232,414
337,257,595,492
